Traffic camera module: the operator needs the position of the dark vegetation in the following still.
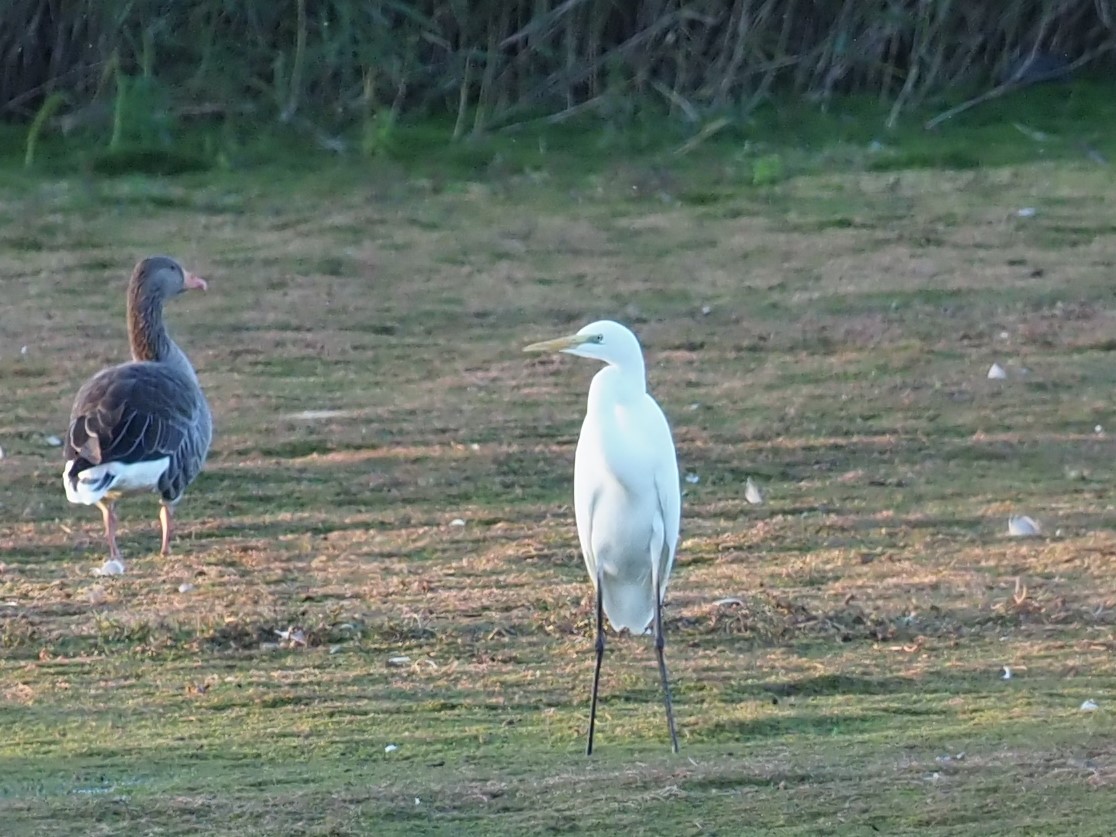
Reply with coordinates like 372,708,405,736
3,0,1115,152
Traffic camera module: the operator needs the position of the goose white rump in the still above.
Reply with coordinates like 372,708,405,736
63,457,171,505
525,319,681,755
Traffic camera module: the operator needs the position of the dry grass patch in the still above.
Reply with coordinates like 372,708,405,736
1,159,1115,834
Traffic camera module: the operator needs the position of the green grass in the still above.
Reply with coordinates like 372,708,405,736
6,77,1116,188
2,86,1116,834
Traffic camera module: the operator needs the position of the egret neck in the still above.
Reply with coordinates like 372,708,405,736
583,357,650,492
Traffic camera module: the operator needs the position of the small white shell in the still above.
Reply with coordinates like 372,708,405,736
93,559,125,576
1008,515,1040,537
275,627,307,645
987,363,1008,380
286,409,348,421
745,477,764,505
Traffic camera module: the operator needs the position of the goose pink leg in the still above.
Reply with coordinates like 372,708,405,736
97,501,121,561
159,504,174,556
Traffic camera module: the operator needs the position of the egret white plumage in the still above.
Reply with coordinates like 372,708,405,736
525,320,681,755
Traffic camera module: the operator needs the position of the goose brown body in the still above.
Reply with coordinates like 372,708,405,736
63,256,212,560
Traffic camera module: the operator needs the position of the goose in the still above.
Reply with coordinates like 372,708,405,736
63,256,213,561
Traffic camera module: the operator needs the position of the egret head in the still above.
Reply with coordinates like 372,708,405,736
524,320,644,368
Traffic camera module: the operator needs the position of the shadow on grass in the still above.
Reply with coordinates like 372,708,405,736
701,707,946,741
760,673,923,698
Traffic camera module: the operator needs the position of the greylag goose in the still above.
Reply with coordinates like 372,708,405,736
63,256,213,560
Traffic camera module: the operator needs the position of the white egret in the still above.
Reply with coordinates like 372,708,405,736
525,320,681,755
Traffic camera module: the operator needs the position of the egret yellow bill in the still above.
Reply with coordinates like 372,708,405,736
525,320,681,754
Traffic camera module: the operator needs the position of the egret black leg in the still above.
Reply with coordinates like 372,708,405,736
587,578,605,756
653,587,680,753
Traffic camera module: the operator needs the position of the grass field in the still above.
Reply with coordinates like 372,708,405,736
2,107,1116,835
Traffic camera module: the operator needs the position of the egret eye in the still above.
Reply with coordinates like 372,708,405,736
591,334,604,344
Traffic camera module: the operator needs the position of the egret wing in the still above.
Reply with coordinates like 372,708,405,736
573,415,601,586
646,395,681,591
